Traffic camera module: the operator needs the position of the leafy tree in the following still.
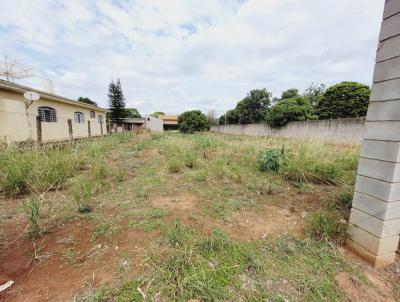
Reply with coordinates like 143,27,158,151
78,97,97,106
107,79,127,123
281,88,299,100
226,109,240,124
125,108,141,118
236,89,271,124
303,83,326,107
265,96,317,128
151,112,165,118
317,82,370,119
178,110,210,133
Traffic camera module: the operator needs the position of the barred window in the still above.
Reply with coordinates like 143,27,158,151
98,115,104,123
90,111,95,118
38,106,57,122
74,112,85,123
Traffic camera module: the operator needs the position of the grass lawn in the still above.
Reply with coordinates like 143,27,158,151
0,132,398,301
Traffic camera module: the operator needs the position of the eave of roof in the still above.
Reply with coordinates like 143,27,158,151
0,79,110,112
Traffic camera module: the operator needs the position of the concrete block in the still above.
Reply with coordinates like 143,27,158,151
355,175,400,202
377,35,400,62
383,0,400,19
367,100,400,121
361,140,400,162
346,238,397,267
363,121,400,141
352,192,400,220
379,13,400,41
373,56,400,82
348,224,399,255
358,157,400,182
349,208,400,238
370,78,400,101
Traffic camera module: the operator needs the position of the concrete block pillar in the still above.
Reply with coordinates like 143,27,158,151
347,0,400,267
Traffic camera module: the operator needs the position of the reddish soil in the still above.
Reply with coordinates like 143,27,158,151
150,191,306,240
0,218,155,301
335,272,396,302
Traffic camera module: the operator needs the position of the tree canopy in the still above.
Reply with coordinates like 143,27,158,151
281,88,299,100
178,110,210,133
78,97,97,107
151,112,165,118
125,108,141,118
265,96,316,128
107,79,127,123
317,82,370,119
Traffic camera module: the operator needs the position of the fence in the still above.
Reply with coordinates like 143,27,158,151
211,118,366,144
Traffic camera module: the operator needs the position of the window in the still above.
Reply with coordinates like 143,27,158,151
38,106,57,122
90,111,95,118
98,115,103,123
74,112,85,123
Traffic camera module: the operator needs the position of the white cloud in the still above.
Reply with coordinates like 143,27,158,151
0,0,384,115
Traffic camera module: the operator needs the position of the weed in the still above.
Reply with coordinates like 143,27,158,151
167,158,182,173
71,176,100,213
163,220,193,247
306,210,347,245
24,198,41,238
257,148,286,173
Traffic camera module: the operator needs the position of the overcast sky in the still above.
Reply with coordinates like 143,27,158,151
0,0,384,115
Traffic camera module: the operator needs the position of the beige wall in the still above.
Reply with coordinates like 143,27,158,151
0,90,107,144
211,118,365,145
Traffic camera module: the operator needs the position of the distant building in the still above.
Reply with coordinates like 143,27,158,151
0,79,108,144
109,118,145,133
108,114,179,133
158,115,179,131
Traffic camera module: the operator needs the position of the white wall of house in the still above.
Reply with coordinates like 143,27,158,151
0,89,107,144
144,116,163,132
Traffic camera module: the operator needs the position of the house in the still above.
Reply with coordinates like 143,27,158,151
0,79,108,144
109,118,145,133
158,115,179,131
144,116,164,132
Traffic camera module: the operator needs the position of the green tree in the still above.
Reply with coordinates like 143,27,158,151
236,89,271,124
107,79,127,123
151,112,165,118
78,97,97,106
317,82,370,119
125,108,141,118
265,96,317,128
303,83,326,107
178,110,210,133
281,88,299,100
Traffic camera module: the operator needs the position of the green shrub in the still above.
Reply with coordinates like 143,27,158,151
257,148,286,172
265,96,317,128
317,81,370,119
306,211,347,245
178,110,210,134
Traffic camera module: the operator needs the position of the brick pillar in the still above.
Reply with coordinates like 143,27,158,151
347,0,400,267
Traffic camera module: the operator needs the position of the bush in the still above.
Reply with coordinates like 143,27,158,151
178,110,210,134
317,81,370,119
257,148,286,172
306,211,347,245
265,96,317,128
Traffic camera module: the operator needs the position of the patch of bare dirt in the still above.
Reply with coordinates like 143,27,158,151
150,192,199,211
228,206,304,240
335,272,396,302
0,217,155,302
